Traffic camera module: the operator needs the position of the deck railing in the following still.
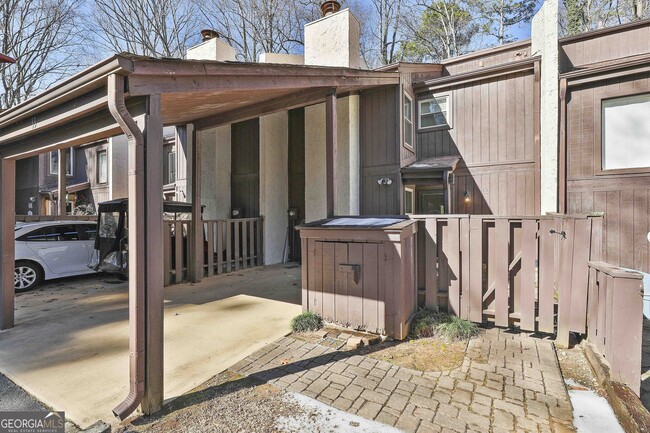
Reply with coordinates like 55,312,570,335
163,218,263,285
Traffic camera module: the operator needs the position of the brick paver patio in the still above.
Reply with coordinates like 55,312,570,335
231,328,574,433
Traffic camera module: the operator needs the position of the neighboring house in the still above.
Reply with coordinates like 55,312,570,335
15,147,91,215
15,129,176,215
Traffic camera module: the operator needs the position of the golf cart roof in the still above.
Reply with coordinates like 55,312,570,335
97,198,201,214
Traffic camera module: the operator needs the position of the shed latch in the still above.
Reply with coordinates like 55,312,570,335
338,264,361,284
549,229,567,239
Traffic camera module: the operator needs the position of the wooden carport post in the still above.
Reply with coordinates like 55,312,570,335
108,74,164,417
0,158,16,329
58,148,67,215
326,91,337,218
141,94,164,412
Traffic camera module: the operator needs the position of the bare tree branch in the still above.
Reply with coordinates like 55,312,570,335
0,0,82,109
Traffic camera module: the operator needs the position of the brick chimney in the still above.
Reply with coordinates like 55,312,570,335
304,2,361,69
186,29,236,62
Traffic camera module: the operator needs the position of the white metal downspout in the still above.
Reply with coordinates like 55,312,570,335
107,73,146,420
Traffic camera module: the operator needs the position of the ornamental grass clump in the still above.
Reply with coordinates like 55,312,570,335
290,311,323,333
410,308,478,341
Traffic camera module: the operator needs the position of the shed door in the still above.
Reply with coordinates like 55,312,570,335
311,241,385,333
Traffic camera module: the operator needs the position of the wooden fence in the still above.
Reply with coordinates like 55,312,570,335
415,214,602,346
163,218,263,285
587,261,644,396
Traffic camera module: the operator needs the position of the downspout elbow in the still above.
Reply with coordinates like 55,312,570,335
107,72,146,421
112,382,145,420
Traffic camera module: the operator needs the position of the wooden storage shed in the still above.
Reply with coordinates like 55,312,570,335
298,217,418,339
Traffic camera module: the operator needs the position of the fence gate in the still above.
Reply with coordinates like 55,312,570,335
418,214,602,345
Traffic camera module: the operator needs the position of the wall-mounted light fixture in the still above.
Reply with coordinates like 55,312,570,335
231,208,243,218
464,191,471,203
377,177,393,186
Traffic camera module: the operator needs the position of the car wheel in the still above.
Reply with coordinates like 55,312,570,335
14,261,43,292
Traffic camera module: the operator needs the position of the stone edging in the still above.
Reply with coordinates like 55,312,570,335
581,341,650,433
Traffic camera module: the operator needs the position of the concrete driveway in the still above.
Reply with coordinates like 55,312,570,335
0,264,302,429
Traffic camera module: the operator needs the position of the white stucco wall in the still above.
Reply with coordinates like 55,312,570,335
187,38,237,62
305,103,327,222
198,126,231,220
334,95,360,215
258,53,304,64
304,9,360,69
259,112,289,264
303,9,362,219
347,95,360,215
108,135,128,199
531,0,559,214
174,126,189,202
212,126,232,220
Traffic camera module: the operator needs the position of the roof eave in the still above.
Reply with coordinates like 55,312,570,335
0,55,133,128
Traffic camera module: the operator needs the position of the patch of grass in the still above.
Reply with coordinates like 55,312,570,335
290,311,323,333
410,309,478,341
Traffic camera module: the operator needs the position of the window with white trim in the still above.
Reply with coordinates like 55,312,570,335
167,151,176,184
419,94,451,129
49,148,73,176
97,150,108,184
404,187,414,214
404,93,413,147
602,93,650,170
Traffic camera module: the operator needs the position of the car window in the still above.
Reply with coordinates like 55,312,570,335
78,224,98,241
18,225,80,242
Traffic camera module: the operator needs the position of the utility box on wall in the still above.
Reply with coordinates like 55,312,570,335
297,217,418,340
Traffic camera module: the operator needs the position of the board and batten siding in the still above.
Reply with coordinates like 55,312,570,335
360,85,401,215
565,72,650,274
441,42,532,76
560,21,650,71
416,69,538,215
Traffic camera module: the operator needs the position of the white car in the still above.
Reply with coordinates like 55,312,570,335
14,220,98,292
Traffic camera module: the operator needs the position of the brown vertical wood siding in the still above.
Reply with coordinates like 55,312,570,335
360,85,401,215
441,42,532,75
565,72,650,273
416,70,537,215
560,22,650,71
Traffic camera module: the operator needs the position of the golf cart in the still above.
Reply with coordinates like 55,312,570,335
90,198,201,278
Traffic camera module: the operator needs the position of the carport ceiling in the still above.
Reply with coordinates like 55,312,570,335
0,53,399,157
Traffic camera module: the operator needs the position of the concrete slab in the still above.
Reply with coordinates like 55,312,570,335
0,265,301,429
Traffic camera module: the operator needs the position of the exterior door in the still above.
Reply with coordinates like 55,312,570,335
416,187,446,214
24,224,90,275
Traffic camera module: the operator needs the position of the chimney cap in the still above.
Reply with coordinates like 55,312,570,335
201,29,221,42
0,53,15,64
320,0,341,17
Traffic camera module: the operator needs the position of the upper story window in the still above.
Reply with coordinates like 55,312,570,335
168,151,176,184
602,93,650,171
404,93,413,147
49,148,73,176
97,150,108,184
419,93,451,130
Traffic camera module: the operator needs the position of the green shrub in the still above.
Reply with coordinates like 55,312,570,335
290,311,323,333
410,309,478,341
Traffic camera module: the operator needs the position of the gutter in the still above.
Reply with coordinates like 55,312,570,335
106,73,145,420
0,55,133,129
